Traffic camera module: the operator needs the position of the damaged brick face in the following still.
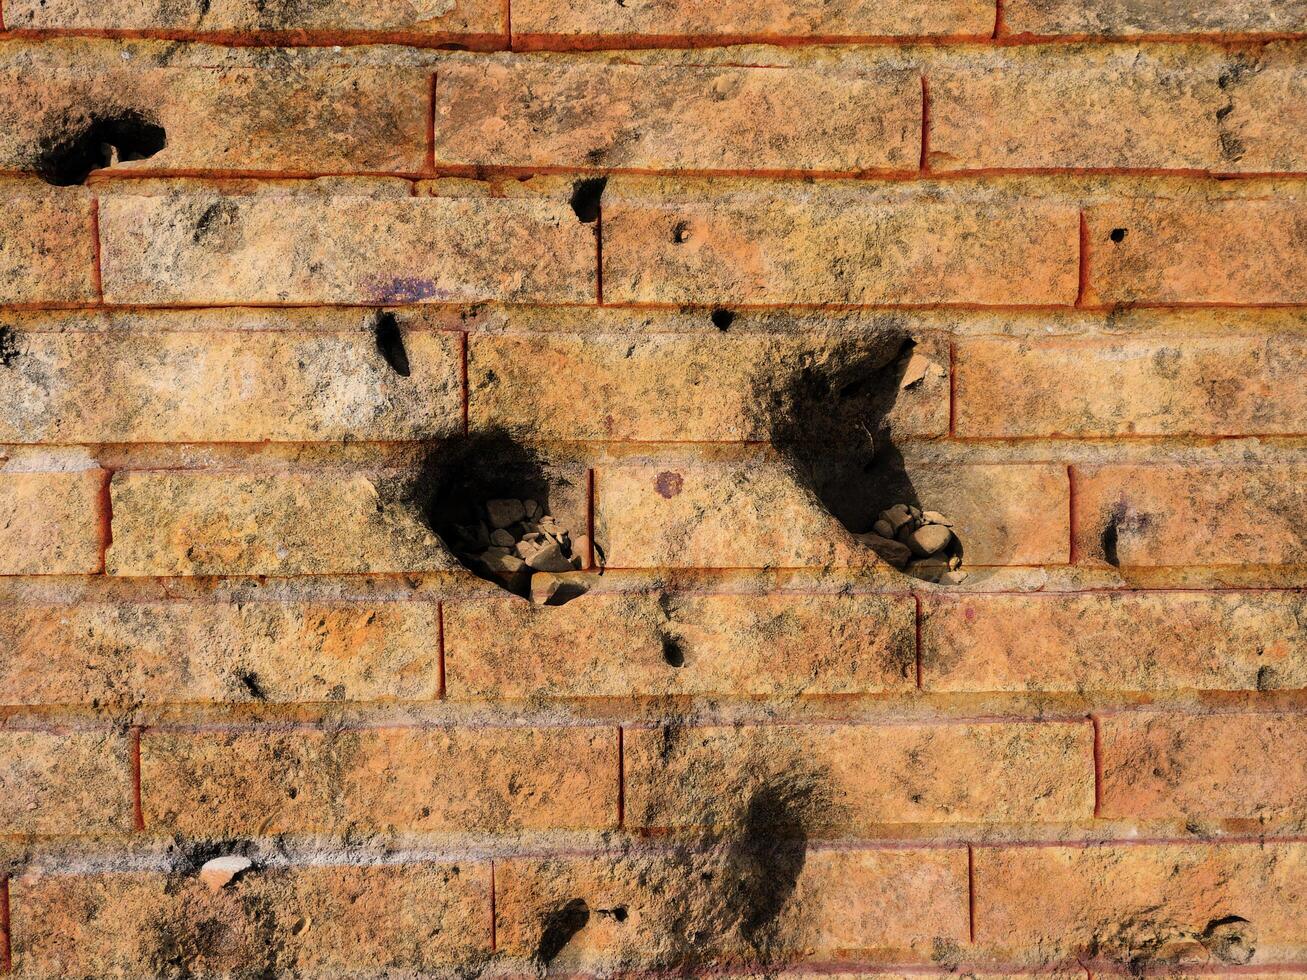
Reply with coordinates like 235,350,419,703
1,3,1306,980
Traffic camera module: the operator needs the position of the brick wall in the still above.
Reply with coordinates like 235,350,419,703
0,1,1305,977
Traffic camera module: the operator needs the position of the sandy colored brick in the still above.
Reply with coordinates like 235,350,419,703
445,591,917,700
1074,464,1307,568
595,460,1068,568
469,331,948,441
0,64,430,176
0,729,132,836
929,45,1307,173
626,720,1094,831
603,182,1080,306
1084,199,1307,305
0,469,104,575
922,591,1307,693
435,62,920,174
1004,0,1307,36
105,470,457,577
12,862,490,979
954,335,1307,437
495,846,968,968
512,0,992,42
141,725,618,835
4,0,506,35
0,325,461,443
99,194,596,305
1100,711,1307,823
0,185,96,304
975,842,1307,965
0,599,443,706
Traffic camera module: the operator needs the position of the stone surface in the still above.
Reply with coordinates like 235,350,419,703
0,729,133,835
1003,0,1307,36
0,184,97,304
0,468,104,575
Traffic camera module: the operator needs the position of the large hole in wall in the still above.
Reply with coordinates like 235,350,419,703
33,108,166,186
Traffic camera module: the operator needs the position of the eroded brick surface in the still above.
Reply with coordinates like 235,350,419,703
0,469,104,575
0,729,133,836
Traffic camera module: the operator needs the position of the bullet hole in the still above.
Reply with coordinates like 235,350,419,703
34,110,166,186
237,671,267,701
661,634,686,668
672,221,692,244
371,311,411,377
569,177,607,223
0,326,19,367
535,897,590,967
1110,228,1128,243
710,309,736,332
1201,915,1256,965
597,906,629,923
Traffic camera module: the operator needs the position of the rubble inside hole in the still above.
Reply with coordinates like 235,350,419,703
856,503,965,583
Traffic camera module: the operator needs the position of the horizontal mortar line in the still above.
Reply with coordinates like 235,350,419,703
0,26,511,47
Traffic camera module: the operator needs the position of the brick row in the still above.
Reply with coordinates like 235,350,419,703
1002,0,1307,37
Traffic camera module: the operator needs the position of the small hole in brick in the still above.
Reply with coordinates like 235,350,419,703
1110,228,1127,243
371,311,411,377
672,221,692,244
597,906,629,922
711,309,736,332
536,898,590,967
35,109,166,186
661,634,686,667
569,177,607,223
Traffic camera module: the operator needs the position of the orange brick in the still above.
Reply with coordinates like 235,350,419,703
625,720,1095,831
435,62,920,174
922,591,1307,693
105,470,458,576
975,842,1307,965
0,729,132,835
512,0,993,43
1100,710,1307,823
0,323,461,442
469,330,948,441
0,62,429,176
929,46,1307,173
1003,0,1307,36
12,862,491,978
5,0,506,36
1085,199,1307,305
0,599,443,706
595,460,1069,568
1074,464,1307,567
444,591,917,699
141,725,618,835
955,334,1307,437
495,846,968,968
99,195,596,305
0,469,104,575
0,185,96,304
602,180,1080,307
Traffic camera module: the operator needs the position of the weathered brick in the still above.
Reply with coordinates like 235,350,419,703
602,181,1080,307
954,335,1307,437
99,195,596,305
929,46,1307,173
0,468,104,575
0,599,443,706
922,591,1307,693
141,725,618,834
1074,464,1307,567
0,185,96,304
1003,0,1307,37
5,0,506,37
106,470,457,576
626,720,1095,831
595,460,1069,568
435,62,920,174
445,591,917,699
469,330,948,441
1100,711,1307,822
0,63,430,176
1084,200,1307,305
0,324,461,443
0,729,132,835
495,847,968,968
512,0,993,43
12,862,491,979
974,842,1307,965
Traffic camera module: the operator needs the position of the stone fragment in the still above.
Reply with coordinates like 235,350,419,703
489,528,515,547
882,504,914,533
857,533,912,569
530,573,565,605
873,519,894,537
526,541,574,572
909,524,954,557
940,570,968,585
572,535,593,569
922,511,953,526
199,856,253,893
900,352,945,389
909,556,950,582
523,499,540,519
485,499,526,528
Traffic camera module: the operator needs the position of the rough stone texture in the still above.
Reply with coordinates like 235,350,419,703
141,726,619,834
435,62,921,174
922,591,1307,692
0,184,97,304
625,720,1095,830
445,591,918,698
0,468,104,574
1003,0,1307,36
0,729,133,836
100,195,597,305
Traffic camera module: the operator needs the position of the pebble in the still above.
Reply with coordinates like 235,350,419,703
523,499,540,519
200,856,253,893
856,532,911,569
908,524,953,557
527,541,574,573
485,498,526,528
922,511,953,527
489,528,515,547
881,504,914,533
872,519,894,538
